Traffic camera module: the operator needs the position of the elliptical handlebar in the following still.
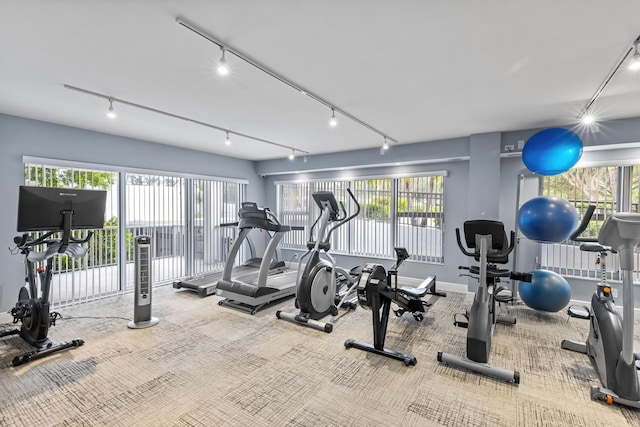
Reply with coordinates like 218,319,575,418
570,205,598,243
326,188,361,239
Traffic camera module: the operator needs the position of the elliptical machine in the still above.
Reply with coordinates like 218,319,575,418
276,189,361,333
344,247,446,366
562,206,640,408
1,186,106,367
438,220,531,383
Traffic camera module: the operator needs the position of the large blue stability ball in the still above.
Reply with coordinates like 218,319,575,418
522,128,583,176
519,269,571,312
518,196,578,243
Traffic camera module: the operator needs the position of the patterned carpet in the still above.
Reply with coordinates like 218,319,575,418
1,282,640,426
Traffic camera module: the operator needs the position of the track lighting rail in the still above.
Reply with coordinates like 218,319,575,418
176,16,398,146
63,84,309,157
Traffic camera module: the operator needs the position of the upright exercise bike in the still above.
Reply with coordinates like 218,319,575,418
562,206,640,408
438,220,531,383
1,186,106,367
345,247,446,366
277,189,361,333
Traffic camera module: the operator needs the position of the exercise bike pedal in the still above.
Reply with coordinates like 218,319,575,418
566,304,591,320
50,311,62,326
453,312,469,329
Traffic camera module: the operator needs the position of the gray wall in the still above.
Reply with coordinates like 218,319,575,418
3,111,640,311
0,113,262,312
257,117,640,308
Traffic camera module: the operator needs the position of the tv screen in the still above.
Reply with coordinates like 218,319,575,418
17,186,107,232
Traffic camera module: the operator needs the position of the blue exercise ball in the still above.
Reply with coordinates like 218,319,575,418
522,128,583,176
519,269,571,312
518,196,578,243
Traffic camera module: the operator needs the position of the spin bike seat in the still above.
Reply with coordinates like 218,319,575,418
468,265,510,278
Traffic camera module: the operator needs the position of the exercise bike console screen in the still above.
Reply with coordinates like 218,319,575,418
17,186,107,232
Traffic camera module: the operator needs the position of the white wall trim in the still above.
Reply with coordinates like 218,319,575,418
23,155,249,184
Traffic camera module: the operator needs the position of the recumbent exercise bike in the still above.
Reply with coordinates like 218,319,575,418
438,220,531,383
345,247,446,366
1,186,106,367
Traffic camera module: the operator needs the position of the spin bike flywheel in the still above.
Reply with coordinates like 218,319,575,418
14,287,34,328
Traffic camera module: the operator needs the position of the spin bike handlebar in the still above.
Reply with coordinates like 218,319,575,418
14,230,95,253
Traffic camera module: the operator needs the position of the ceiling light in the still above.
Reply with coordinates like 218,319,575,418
217,47,229,75
581,113,595,125
225,131,231,145
289,150,295,160
629,41,640,71
106,99,116,119
382,137,390,150
329,109,337,127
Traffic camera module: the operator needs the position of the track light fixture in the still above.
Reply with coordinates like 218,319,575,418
64,84,309,160
578,34,640,125
329,109,337,127
217,47,229,75
225,131,231,145
289,150,295,160
629,41,640,71
106,99,116,119
176,16,398,147
382,137,390,150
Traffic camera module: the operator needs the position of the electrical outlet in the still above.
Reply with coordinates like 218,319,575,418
504,144,515,152
518,139,525,149
612,288,618,298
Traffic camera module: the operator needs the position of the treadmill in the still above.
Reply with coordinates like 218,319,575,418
173,203,287,297
216,204,302,314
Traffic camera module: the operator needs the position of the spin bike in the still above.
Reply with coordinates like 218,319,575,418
562,206,640,408
1,186,106,367
345,247,446,366
437,220,531,383
276,189,361,333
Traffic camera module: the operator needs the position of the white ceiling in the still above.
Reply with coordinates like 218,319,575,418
2,1,640,161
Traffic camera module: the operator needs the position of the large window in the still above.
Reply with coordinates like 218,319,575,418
277,174,445,263
23,159,244,307
541,165,631,279
192,179,242,276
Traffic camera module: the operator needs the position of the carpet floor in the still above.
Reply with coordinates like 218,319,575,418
1,282,640,426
